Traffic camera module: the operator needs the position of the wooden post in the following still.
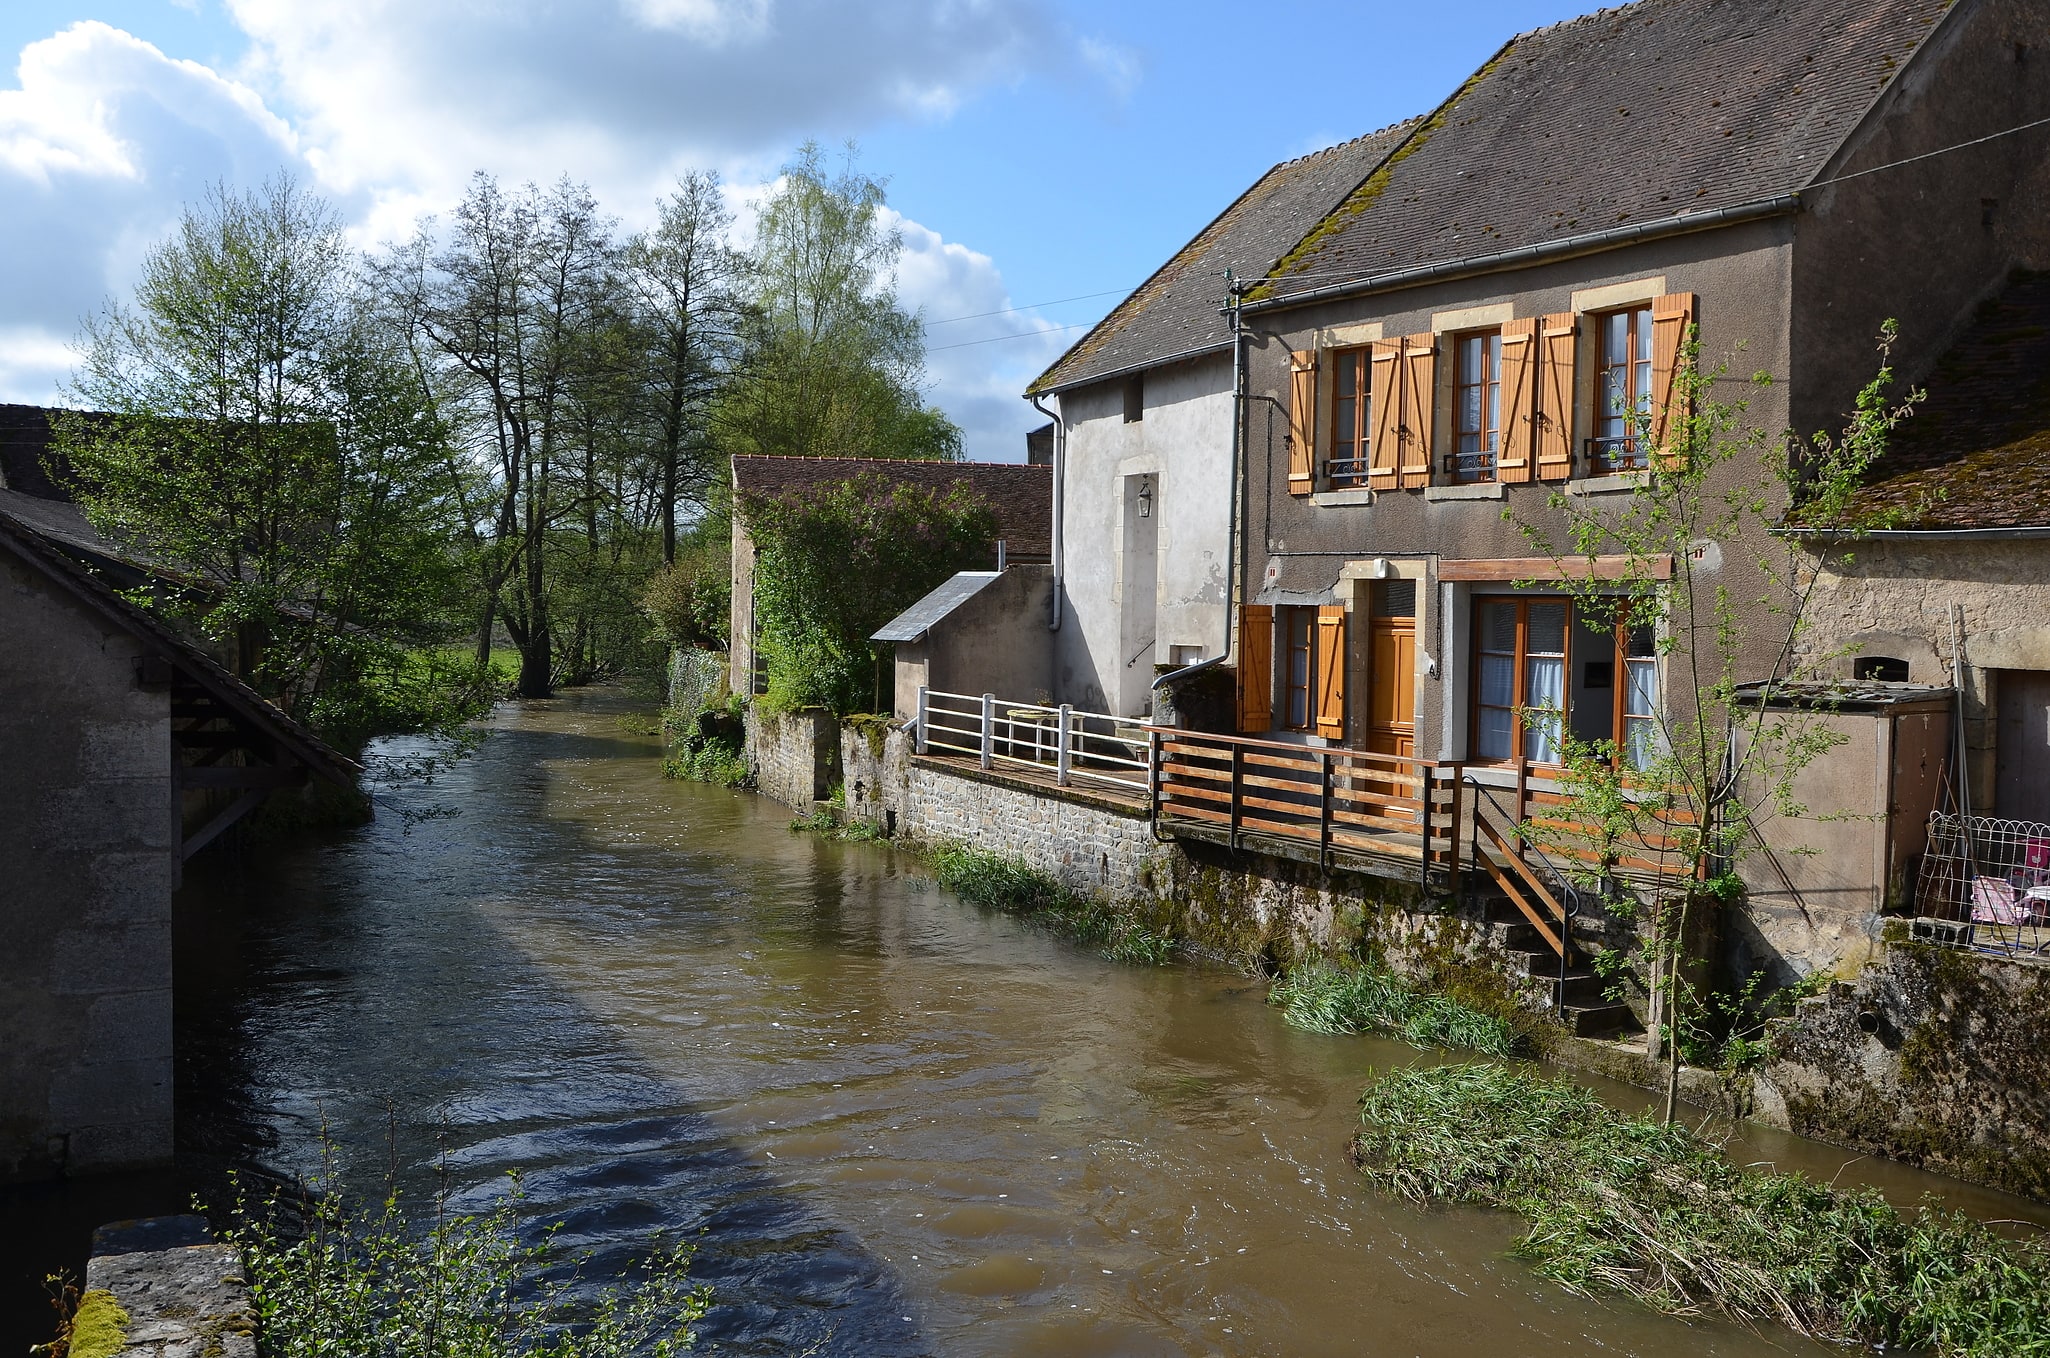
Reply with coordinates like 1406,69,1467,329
1514,758,1531,861
1319,750,1334,872
980,693,995,770
1147,728,1161,824
1057,705,1073,786
915,686,930,755
1229,744,1244,851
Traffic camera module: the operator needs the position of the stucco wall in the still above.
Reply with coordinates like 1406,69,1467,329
0,546,173,1182
1053,353,1235,717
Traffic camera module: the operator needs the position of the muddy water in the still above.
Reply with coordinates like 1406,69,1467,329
170,691,2042,1356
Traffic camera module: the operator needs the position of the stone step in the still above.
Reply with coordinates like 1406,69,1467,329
1562,1000,1639,1038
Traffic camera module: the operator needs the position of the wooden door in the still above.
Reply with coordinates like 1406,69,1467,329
1367,618,1416,758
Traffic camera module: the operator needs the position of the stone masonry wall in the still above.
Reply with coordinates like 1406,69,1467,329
0,547,173,1183
745,707,839,810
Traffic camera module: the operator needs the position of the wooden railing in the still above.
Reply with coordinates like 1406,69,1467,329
1150,729,1462,881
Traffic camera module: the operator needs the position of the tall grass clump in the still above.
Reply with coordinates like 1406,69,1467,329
925,843,1175,966
1353,1063,2050,1356
217,1156,712,1357
1269,960,1528,1057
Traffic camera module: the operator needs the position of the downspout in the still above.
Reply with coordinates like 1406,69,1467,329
1152,275,1247,698
1027,392,1064,631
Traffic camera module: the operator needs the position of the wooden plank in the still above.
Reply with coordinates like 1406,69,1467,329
1438,555,1673,582
1477,815,1568,926
1478,854,1567,956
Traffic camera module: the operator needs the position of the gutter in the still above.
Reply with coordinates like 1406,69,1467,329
1244,194,1802,315
1027,392,1065,630
1784,524,2050,542
1152,281,1248,699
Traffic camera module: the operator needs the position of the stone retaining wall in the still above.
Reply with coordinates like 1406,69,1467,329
86,1215,255,1357
745,707,838,809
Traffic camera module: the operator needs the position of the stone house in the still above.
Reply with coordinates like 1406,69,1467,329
0,501,358,1184
1023,123,1417,719
728,455,1050,702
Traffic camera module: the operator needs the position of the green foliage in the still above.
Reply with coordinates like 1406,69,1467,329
641,523,732,650
924,843,1176,965
1267,959,1529,1057
717,142,960,462
1353,1064,2050,1355
745,471,996,714
218,1156,711,1357
32,1283,129,1358
59,175,483,750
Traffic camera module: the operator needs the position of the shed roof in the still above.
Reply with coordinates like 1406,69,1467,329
1256,0,1955,306
1833,271,2050,531
731,456,1051,560
0,501,360,789
871,570,1002,643
1027,120,1421,395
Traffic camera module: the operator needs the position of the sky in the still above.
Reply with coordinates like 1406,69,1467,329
0,0,1596,462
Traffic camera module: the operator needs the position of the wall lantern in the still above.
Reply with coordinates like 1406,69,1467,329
1137,477,1153,519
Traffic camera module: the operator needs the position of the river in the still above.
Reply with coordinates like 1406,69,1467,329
16,689,2045,1355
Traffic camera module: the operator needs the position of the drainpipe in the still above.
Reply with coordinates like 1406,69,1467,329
1027,392,1065,631
1151,274,1247,700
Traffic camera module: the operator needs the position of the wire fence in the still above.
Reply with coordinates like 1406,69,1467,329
1912,811,2050,957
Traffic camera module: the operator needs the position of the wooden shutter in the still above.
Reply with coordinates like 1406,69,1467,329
1237,604,1273,734
1288,351,1317,493
1497,318,1539,484
1367,341,1402,490
1398,334,1436,489
1314,605,1347,740
1649,292,1696,460
1536,313,1577,481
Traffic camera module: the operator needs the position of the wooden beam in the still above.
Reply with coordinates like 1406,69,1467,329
180,788,268,860
1437,554,1673,582
178,763,307,790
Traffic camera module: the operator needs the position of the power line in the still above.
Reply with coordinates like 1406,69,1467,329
924,286,1134,327
1805,112,2050,189
927,322,1091,354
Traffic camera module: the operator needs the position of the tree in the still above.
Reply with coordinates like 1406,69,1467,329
719,143,960,462
59,175,479,748
743,472,995,713
1511,324,1923,1123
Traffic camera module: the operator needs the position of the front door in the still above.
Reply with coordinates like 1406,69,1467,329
1366,579,1417,759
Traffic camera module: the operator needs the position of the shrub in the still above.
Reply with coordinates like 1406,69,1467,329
1268,960,1528,1058
924,844,1175,966
1353,1063,2050,1356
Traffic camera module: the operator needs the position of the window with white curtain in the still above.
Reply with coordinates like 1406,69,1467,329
1471,596,1657,767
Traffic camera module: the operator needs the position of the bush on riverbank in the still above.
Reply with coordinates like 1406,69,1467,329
1352,1063,2050,1356
1268,960,1529,1058
663,694,751,788
925,843,1175,965
219,1162,711,1356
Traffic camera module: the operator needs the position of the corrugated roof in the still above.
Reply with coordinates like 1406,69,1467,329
871,570,1001,643
731,456,1051,560
1258,0,1955,305
1836,271,2050,530
1028,120,1422,395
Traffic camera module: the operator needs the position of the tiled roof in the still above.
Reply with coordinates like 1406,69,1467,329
1840,271,2050,530
730,456,1051,560
1028,120,1422,395
1259,0,1954,303
0,402,92,500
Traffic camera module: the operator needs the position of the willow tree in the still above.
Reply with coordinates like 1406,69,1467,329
1511,324,1921,1122
719,142,960,462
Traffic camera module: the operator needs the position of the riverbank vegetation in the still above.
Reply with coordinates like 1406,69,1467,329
219,1161,711,1356
923,844,1176,966
1268,960,1530,1058
1354,1064,2050,1356
53,141,957,753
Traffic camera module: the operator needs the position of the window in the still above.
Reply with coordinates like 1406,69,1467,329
1474,597,1656,768
1855,655,1910,683
1593,305,1654,471
1328,346,1372,488
1285,607,1315,730
1122,373,1144,423
1451,331,1502,482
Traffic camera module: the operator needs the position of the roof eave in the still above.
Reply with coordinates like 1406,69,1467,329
1027,340,1235,399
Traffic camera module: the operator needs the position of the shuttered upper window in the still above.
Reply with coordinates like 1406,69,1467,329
1594,306,1654,472
1328,347,1372,489
1452,331,1503,483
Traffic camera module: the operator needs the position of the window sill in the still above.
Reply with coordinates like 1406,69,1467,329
1567,472,1648,496
1423,482,1506,502
1311,488,1375,507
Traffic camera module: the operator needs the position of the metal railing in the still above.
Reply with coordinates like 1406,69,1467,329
914,687,1150,793
1585,434,1647,474
1323,456,1370,489
1912,811,2050,957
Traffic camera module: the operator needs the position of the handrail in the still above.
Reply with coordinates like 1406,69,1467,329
1466,771,1582,1015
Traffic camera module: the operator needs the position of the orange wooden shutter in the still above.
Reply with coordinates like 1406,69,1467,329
1314,605,1347,740
1536,313,1577,481
1288,351,1317,493
1238,604,1273,733
1367,341,1402,490
1399,334,1436,489
1497,318,1539,484
1649,292,1696,460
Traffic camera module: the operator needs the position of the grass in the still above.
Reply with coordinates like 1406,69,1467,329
1268,959,1529,1057
924,843,1177,966
1352,1063,2050,1356
663,743,751,787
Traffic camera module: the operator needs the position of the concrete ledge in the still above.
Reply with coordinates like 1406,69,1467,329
908,755,1148,819
1310,488,1374,508
87,1215,256,1357
1566,472,1648,496
1423,482,1507,502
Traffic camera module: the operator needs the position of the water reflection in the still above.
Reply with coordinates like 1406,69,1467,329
163,691,2040,1356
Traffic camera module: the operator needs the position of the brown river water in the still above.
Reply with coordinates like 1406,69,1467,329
10,689,2044,1355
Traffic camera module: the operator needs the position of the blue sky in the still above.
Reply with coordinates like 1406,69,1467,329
0,0,1592,459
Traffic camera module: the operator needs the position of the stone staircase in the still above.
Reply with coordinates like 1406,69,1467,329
1476,895,1639,1038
